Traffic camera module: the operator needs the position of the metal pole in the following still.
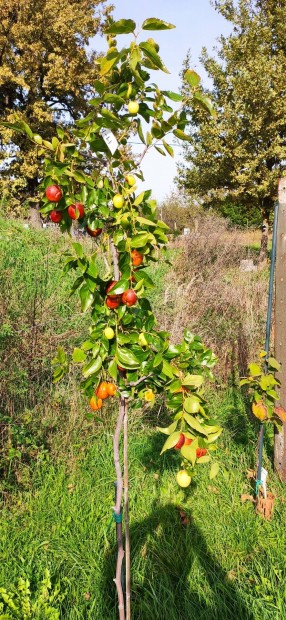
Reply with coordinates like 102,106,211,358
257,201,279,487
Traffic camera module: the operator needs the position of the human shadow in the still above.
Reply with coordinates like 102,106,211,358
97,502,255,620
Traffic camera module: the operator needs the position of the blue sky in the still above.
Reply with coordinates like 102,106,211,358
94,1,232,201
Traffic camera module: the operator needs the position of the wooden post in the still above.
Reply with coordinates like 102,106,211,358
274,179,286,480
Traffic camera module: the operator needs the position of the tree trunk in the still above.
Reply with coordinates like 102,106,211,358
29,204,42,229
274,179,286,480
259,219,269,263
259,196,273,263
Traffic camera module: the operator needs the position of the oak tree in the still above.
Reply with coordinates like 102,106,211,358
0,0,111,216
177,0,286,237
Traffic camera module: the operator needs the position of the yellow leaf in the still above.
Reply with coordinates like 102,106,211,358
252,401,267,421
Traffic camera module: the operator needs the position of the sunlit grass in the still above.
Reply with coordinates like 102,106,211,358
1,390,286,619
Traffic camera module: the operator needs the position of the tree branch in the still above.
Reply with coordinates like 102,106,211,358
129,374,152,387
110,238,120,281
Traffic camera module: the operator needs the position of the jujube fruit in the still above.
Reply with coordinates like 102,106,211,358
104,327,115,340
45,185,63,202
174,433,185,450
86,227,102,237
128,101,139,115
113,194,124,209
106,297,121,309
50,210,63,223
122,289,137,307
96,382,109,400
107,383,117,396
131,250,143,267
196,448,208,458
90,396,102,410
176,470,192,488
67,203,85,220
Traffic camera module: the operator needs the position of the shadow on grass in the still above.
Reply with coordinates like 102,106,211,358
99,502,255,620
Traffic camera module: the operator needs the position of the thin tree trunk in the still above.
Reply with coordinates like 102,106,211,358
113,396,125,620
29,203,42,229
259,219,268,263
123,399,131,619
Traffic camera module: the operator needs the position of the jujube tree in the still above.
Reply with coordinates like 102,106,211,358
5,16,222,619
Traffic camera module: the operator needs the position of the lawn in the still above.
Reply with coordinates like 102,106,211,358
1,389,286,620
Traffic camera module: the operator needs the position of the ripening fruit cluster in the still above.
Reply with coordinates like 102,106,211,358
46,179,137,236
89,381,117,410
174,433,208,458
45,184,102,237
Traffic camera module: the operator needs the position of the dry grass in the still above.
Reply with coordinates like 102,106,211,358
154,215,269,381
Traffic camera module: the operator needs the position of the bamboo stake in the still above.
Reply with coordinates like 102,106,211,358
113,396,125,620
123,398,131,619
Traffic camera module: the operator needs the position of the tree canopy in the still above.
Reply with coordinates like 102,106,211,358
0,0,111,214
177,0,286,226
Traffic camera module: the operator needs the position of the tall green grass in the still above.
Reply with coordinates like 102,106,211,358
1,390,286,619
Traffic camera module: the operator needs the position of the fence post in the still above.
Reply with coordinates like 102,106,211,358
274,179,286,480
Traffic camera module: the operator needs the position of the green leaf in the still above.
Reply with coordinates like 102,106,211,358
173,129,192,142
182,374,204,388
107,279,129,295
248,363,262,377
157,421,178,436
162,359,175,379
162,91,182,102
105,19,136,34
103,94,125,105
184,396,201,414
210,462,219,479
168,379,182,393
142,18,175,30
100,54,119,77
239,378,250,386
267,357,281,371
134,191,145,206
267,390,279,400
129,46,142,71
137,120,146,144
181,439,198,466
82,356,102,378
183,413,208,435
260,375,279,390
162,140,174,157
69,170,86,183
130,232,151,248
160,431,181,454
153,352,163,367
139,42,169,73
79,284,94,312
206,431,222,444
134,270,154,288
108,358,118,380
184,69,201,88
116,347,141,369
154,146,166,156
197,455,211,464
193,91,216,117
72,348,87,363
72,242,84,259
136,216,157,227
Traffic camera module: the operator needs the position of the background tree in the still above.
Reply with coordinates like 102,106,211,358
177,0,286,242
0,0,111,217
159,190,202,233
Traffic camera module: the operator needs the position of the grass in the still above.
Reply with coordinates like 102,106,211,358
0,219,284,619
1,389,286,619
